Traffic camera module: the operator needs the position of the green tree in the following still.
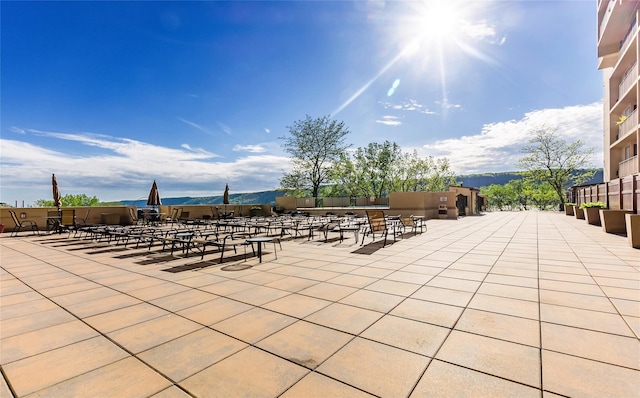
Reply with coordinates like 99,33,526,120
280,115,351,197
427,158,459,192
353,141,403,197
34,194,102,207
518,126,595,211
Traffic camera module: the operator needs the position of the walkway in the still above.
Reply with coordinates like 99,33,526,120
1,211,638,397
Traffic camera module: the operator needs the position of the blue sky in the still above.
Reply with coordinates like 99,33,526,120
1,1,603,205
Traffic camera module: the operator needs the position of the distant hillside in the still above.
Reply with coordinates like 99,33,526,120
120,190,284,207
121,170,603,206
457,169,603,189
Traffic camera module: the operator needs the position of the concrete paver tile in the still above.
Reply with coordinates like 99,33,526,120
410,285,474,307
150,385,193,398
364,279,422,296
1,307,75,338
305,303,383,334
227,285,290,306
538,279,605,296
391,298,464,328
0,372,12,398
262,293,331,318
541,303,635,336
212,307,296,344
439,269,487,282
107,314,203,354
280,372,375,398
0,299,60,321
127,282,191,301
468,294,539,320
1,319,98,365
37,280,99,298
360,314,449,356
426,276,482,292
198,279,256,295
542,350,640,398
2,336,128,397
65,293,142,318
327,274,377,289
180,347,308,397
539,289,617,313
436,330,540,388
317,337,430,397
24,357,171,398
257,320,353,369
541,322,640,369
599,285,640,301
339,289,405,313
138,328,247,382
149,289,218,312
51,286,120,307
177,296,253,325
476,282,539,302
264,276,319,292
455,308,540,347
84,303,170,333
0,290,42,307
411,359,541,398
298,282,358,301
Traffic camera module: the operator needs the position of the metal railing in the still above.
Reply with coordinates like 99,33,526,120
296,196,389,208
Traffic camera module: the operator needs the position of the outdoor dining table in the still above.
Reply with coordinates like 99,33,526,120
245,236,277,263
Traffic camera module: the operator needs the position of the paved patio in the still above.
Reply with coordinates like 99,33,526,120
1,211,638,397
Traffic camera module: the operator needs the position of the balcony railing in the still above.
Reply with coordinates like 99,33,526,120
599,0,615,41
618,108,638,140
618,62,637,98
619,155,639,178
619,17,637,57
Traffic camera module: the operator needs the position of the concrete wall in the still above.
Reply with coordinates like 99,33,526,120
389,192,457,219
0,206,135,232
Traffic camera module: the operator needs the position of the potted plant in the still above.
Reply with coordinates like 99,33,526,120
565,203,576,216
580,202,607,226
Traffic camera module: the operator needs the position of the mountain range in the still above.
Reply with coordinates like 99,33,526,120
120,169,603,206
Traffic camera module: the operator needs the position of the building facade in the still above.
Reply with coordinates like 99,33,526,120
598,0,639,181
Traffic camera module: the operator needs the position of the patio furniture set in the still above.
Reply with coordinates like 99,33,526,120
8,209,426,264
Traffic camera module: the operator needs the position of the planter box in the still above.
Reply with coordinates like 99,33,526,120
565,204,575,216
625,214,640,249
574,207,585,220
601,210,632,234
584,207,603,226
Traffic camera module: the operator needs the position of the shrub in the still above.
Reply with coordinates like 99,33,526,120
579,201,606,209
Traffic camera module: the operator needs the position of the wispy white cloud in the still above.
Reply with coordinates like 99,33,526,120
435,99,462,109
178,117,211,134
233,144,267,153
380,99,437,115
419,102,603,175
217,122,232,135
376,115,402,126
462,20,496,41
265,128,271,134
0,129,289,204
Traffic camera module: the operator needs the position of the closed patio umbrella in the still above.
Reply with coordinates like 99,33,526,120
223,184,230,205
147,180,162,207
52,174,61,211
